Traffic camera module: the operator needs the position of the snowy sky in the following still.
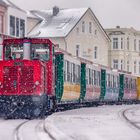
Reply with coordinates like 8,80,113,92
11,0,140,30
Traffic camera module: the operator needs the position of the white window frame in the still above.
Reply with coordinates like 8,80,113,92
113,38,118,49
94,46,98,59
113,59,118,69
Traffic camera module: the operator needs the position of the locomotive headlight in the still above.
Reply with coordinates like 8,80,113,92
32,96,41,102
35,81,40,86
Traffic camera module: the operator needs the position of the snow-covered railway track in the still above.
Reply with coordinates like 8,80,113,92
121,107,140,131
14,120,30,140
42,120,56,140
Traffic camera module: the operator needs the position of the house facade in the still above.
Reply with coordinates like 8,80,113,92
28,7,110,66
0,0,7,34
106,26,140,75
0,0,27,38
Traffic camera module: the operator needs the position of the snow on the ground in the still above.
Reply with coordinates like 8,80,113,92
0,120,26,140
44,105,140,140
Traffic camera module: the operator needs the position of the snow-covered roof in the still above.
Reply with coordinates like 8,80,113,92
0,0,7,7
26,11,41,20
28,8,89,37
0,0,26,13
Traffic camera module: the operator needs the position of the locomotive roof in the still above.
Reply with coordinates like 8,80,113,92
2,38,53,45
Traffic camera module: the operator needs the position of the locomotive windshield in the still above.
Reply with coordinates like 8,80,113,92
5,44,23,60
4,42,50,61
31,43,50,61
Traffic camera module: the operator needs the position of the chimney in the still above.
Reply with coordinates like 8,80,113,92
116,26,120,28
53,6,59,16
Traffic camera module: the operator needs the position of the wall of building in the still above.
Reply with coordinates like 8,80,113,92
0,4,7,34
7,7,27,37
106,27,140,75
50,9,109,66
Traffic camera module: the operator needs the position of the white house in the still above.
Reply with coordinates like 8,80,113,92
28,7,110,66
0,0,27,37
106,26,140,76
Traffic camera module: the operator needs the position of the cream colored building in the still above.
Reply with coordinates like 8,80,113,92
0,0,27,37
106,26,140,75
28,7,110,66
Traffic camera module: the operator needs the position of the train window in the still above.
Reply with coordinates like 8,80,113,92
125,77,128,89
31,44,50,61
94,70,100,86
72,63,76,83
77,65,81,83
94,70,98,86
108,74,111,87
69,62,72,83
5,44,23,60
110,75,112,88
67,61,70,82
112,75,114,87
106,74,108,87
116,76,119,88
91,69,93,85
92,70,94,85
75,65,80,84
98,71,100,86
132,79,136,90
111,75,113,88
89,69,92,85
86,68,89,85
64,60,66,82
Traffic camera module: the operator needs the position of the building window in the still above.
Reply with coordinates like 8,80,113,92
76,45,80,57
10,15,25,37
0,14,3,33
10,16,15,36
139,62,140,74
76,27,79,34
134,61,137,73
82,21,85,33
121,38,123,49
113,38,118,49
95,30,97,35
127,61,129,72
113,59,118,69
89,22,92,33
94,46,98,59
16,18,19,37
120,60,123,70
139,40,140,52
127,37,129,50
20,19,25,37
134,39,136,51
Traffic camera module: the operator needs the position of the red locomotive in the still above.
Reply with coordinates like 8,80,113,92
0,38,55,118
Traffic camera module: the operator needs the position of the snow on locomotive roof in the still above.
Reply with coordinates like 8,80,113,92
28,8,88,38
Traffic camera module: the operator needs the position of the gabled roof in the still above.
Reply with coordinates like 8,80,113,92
0,0,26,13
28,7,110,41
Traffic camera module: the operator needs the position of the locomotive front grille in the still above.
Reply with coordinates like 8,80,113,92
3,66,34,95
3,66,18,94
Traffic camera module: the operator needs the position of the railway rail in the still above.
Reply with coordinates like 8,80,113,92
14,120,30,140
121,107,140,132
